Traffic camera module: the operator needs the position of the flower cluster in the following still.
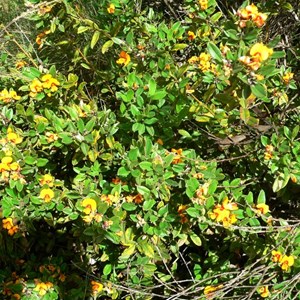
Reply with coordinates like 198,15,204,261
39,264,66,282
125,193,143,204
29,74,60,98
264,144,274,160
34,281,53,296
2,272,24,299
116,51,131,66
2,218,19,236
81,198,103,223
209,198,238,228
271,250,295,271
237,3,268,28
239,43,273,71
0,155,22,182
0,88,21,103
188,53,215,72
35,29,51,49
198,0,208,10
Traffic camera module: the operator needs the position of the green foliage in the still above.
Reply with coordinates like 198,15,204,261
0,0,299,299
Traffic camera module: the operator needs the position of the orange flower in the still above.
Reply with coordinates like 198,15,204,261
116,51,131,66
252,12,268,27
15,61,27,69
91,280,103,294
39,188,55,202
107,3,115,14
2,218,18,236
178,205,189,223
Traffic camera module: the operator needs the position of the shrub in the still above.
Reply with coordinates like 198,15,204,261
0,0,299,299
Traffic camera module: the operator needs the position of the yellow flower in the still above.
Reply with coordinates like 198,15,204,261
82,198,97,214
91,280,103,294
2,217,14,229
280,255,294,271
250,43,273,62
116,51,131,66
39,188,55,202
199,0,208,10
204,284,223,296
187,31,196,41
2,218,18,235
1,156,13,165
107,3,115,14
34,282,53,296
188,56,199,64
7,132,22,145
15,61,27,69
255,203,269,215
258,286,270,298
45,132,58,143
271,250,283,263
29,78,43,97
282,72,294,84
39,174,54,187
252,12,268,27
41,74,60,92
171,148,183,164
198,53,211,72
222,198,238,211
38,5,52,15
9,162,20,171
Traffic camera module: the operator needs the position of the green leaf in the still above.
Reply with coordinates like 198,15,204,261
91,31,100,49
148,78,157,95
207,42,223,62
36,158,48,167
257,190,266,204
139,162,152,171
171,43,188,51
137,185,150,195
251,83,267,99
103,264,112,276
240,107,250,123
273,174,290,192
102,40,114,54
190,233,202,246
186,207,200,218
139,240,155,258
25,156,36,165
118,166,130,177
122,203,137,211
143,199,156,210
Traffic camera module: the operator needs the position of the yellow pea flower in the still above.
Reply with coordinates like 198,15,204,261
81,198,97,214
280,255,294,271
258,286,270,298
116,51,131,66
107,3,115,14
39,188,55,202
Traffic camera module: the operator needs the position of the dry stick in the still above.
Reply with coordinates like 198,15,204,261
3,28,39,68
0,0,60,37
179,251,195,284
